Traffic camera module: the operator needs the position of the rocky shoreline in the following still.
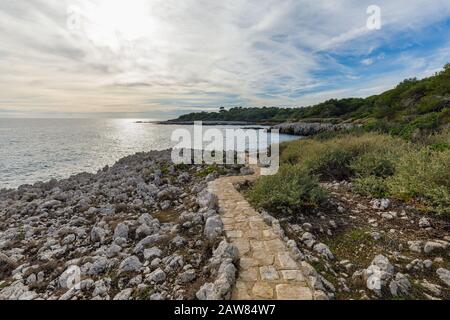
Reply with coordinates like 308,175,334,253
2,148,449,300
272,122,356,136
135,120,357,137
0,150,245,300
143,120,260,126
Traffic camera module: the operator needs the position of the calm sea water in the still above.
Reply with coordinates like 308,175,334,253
0,119,299,189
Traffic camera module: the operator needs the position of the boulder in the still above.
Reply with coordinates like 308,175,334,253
134,234,163,253
146,268,166,284
88,257,109,275
408,241,423,253
113,223,129,240
106,244,122,258
197,190,218,210
364,255,394,296
418,217,431,228
436,268,450,287
113,288,133,300
389,273,411,297
313,243,334,260
118,256,142,274
137,213,153,226
90,227,108,243
59,265,81,289
143,247,162,260
179,269,196,283
371,198,390,210
204,215,224,240
424,241,448,254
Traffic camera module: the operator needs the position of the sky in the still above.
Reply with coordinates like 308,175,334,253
0,0,449,119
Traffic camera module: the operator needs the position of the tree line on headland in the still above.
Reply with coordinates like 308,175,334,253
173,63,450,139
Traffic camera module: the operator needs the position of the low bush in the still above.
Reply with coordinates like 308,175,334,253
279,130,450,215
196,164,227,177
386,147,450,215
282,133,405,181
351,152,396,178
353,176,389,198
247,166,328,214
307,147,357,181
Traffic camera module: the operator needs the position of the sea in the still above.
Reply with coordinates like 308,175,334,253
0,119,299,189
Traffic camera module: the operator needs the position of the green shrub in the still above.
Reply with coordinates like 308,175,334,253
350,149,400,198
196,164,227,177
387,148,450,215
247,166,328,214
307,147,357,181
424,128,450,150
280,139,327,166
429,142,450,152
351,151,397,178
281,133,404,181
280,131,450,216
353,176,389,198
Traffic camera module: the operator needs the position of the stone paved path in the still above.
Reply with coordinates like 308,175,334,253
208,169,313,300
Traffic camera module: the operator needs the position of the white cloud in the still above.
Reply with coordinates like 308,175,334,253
361,58,374,65
0,0,449,116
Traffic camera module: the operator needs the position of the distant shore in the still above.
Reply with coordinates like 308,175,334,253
138,120,264,126
140,120,356,137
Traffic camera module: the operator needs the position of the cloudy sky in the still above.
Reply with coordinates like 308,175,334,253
0,0,449,119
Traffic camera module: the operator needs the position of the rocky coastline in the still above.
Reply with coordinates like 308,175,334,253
272,122,356,136
0,150,244,300
143,120,260,126
136,120,358,137
2,147,448,300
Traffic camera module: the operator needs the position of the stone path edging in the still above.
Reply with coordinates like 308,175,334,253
208,169,314,300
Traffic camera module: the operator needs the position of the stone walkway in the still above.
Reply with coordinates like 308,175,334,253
208,169,313,300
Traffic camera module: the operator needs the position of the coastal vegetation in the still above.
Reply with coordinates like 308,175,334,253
247,166,328,214
173,63,450,139
245,128,450,299
270,130,450,216
220,63,450,217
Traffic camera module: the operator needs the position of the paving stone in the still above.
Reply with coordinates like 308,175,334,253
239,268,259,281
276,284,313,300
249,216,265,222
276,252,298,270
281,270,306,282
264,239,286,251
252,282,274,299
207,166,312,301
235,215,249,222
240,257,259,269
221,217,235,225
260,266,279,281
253,251,275,265
263,230,278,240
233,222,250,231
250,240,265,250
247,230,263,239
250,221,268,230
234,239,250,255
227,230,243,238
233,281,252,299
